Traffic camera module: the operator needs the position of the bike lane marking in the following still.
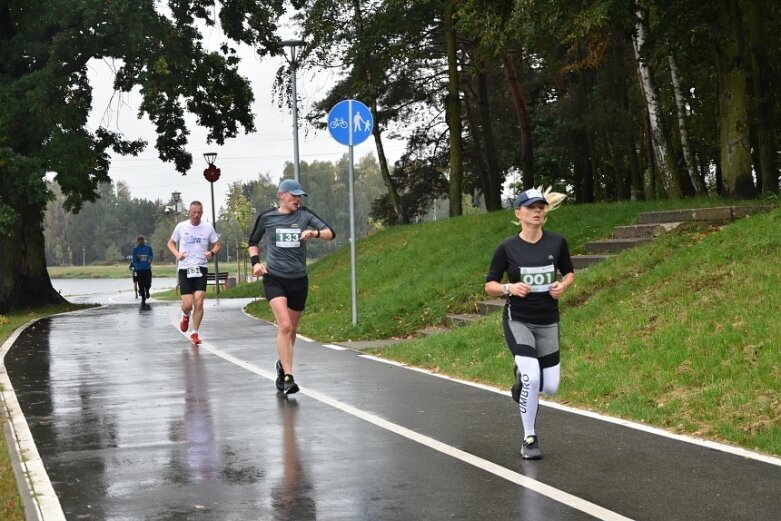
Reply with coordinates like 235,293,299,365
195,336,634,521
357,354,781,468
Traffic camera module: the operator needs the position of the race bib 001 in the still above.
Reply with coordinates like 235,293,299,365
186,266,202,279
276,228,301,248
519,264,555,292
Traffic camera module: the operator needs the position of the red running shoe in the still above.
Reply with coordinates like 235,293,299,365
190,332,202,345
180,314,190,332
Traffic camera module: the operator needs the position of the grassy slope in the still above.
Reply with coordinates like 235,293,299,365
242,198,780,456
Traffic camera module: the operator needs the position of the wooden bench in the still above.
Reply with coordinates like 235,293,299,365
206,272,229,292
176,271,229,294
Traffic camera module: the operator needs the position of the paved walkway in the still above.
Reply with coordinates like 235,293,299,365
1,295,780,520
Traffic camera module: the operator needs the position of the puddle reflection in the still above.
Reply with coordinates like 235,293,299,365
271,396,316,520
167,347,220,483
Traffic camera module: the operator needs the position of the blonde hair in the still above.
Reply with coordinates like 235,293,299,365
513,185,567,225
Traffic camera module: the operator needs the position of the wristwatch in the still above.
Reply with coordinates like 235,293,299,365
502,284,510,295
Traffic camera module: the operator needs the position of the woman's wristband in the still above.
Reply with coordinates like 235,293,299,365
315,229,321,238
250,255,260,266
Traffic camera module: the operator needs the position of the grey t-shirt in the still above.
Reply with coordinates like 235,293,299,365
247,206,334,279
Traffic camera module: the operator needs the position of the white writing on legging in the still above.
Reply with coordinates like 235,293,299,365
519,373,530,413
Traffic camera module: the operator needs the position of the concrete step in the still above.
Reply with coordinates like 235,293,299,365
476,299,505,315
612,222,683,238
585,237,655,254
571,254,615,269
444,313,484,328
416,326,449,337
636,205,773,225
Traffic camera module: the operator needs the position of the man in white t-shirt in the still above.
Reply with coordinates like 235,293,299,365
167,201,221,345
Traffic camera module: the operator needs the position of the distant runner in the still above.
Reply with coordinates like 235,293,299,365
130,234,153,307
167,201,221,345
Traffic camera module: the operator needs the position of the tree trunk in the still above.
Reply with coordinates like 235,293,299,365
640,112,657,199
476,68,502,211
445,0,463,217
501,51,534,189
352,0,407,222
715,0,754,197
668,52,707,195
371,122,407,224
0,191,66,313
625,93,644,201
746,0,778,193
572,137,595,204
462,82,490,207
632,2,682,198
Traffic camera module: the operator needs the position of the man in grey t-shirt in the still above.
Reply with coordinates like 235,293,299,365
248,179,334,394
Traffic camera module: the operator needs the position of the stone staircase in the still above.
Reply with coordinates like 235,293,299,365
572,205,773,269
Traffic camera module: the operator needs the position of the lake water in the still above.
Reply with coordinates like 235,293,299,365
52,277,179,305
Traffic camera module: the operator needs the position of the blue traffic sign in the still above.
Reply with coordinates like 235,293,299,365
327,99,373,146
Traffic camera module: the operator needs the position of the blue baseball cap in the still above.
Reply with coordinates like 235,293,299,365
514,188,548,208
278,178,308,196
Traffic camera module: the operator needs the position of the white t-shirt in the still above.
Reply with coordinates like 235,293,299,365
170,220,220,270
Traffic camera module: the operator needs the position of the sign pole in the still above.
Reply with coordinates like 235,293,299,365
348,144,358,325
327,98,373,326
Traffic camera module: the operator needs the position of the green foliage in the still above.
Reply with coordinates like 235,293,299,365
0,0,296,310
370,157,449,224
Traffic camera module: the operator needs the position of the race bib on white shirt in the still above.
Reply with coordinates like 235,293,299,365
276,228,301,248
520,264,556,292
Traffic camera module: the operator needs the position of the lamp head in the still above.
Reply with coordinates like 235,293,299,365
203,152,217,166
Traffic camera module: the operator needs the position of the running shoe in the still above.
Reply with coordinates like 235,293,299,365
283,374,299,395
190,332,202,345
275,360,285,391
520,435,542,460
180,314,190,332
511,363,522,403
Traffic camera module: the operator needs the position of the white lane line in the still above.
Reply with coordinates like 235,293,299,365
360,354,781,468
197,340,633,521
322,343,349,351
1,318,67,521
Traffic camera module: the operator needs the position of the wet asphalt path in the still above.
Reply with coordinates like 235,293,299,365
2,297,780,520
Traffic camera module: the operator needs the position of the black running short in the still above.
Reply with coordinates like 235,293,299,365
136,269,152,291
262,273,309,311
177,267,208,295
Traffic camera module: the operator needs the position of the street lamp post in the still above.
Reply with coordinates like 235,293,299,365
171,191,181,220
203,152,221,295
282,39,305,183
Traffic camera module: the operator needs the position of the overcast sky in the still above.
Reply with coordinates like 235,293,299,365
85,18,406,217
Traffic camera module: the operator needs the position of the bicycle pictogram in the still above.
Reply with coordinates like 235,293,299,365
330,117,348,129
